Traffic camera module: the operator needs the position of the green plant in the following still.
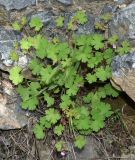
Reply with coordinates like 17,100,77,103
67,10,88,30
95,13,113,31
12,16,27,31
100,13,112,23
9,66,24,85
29,17,43,31
9,13,130,152
95,22,106,31
55,16,65,28
9,51,19,61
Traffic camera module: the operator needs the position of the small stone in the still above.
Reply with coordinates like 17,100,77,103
101,4,116,14
2,80,13,95
118,4,127,9
18,55,29,68
0,0,36,11
66,136,101,160
57,0,73,6
36,141,51,160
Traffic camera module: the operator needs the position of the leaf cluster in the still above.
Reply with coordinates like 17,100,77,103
67,10,88,30
9,15,130,151
55,10,88,31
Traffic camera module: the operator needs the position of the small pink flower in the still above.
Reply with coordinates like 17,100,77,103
61,151,66,156
113,44,116,49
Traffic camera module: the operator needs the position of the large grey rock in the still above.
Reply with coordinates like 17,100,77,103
0,80,28,129
111,52,135,101
0,27,29,71
56,0,73,5
0,0,36,11
110,2,135,44
0,27,18,70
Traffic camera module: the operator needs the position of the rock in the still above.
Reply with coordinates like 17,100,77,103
76,13,95,35
0,80,28,129
17,55,29,68
27,11,56,39
0,28,17,70
0,27,29,72
56,0,73,6
30,11,54,25
111,52,135,102
0,27,19,71
64,12,95,34
41,20,56,39
66,136,101,160
41,11,95,39
101,4,116,14
36,140,51,160
0,0,36,11
110,2,135,44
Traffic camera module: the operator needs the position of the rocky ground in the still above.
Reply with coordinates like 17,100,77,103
0,0,135,159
